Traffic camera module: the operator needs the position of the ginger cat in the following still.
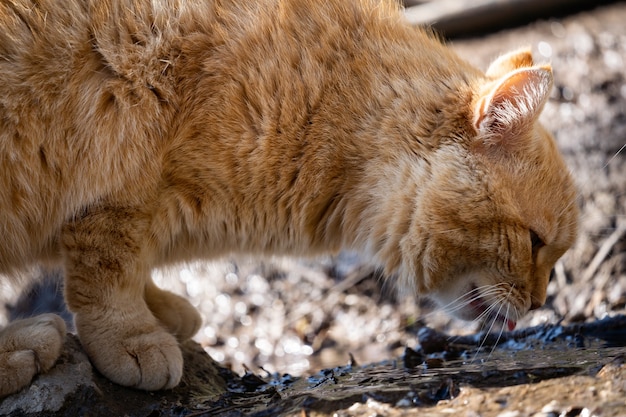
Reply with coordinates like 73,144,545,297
0,0,577,397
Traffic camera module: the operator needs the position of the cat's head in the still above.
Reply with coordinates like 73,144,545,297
403,49,579,330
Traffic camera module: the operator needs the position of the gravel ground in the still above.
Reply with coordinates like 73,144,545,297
1,0,625,387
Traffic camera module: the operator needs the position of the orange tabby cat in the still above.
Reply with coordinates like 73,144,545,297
0,0,578,397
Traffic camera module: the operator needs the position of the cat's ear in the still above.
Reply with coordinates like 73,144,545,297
473,65,553,142
485,48,534,78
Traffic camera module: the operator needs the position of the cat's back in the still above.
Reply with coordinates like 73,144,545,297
0,0,195,271
0,0,88,270
0,0,90,96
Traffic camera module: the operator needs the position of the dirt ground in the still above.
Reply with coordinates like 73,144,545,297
1,1,625,416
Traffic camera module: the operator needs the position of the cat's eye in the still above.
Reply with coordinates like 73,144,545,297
530,230,545,252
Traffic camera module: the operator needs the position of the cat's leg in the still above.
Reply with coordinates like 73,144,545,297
62,206,183,390
0,314,66,397
145,279,202,341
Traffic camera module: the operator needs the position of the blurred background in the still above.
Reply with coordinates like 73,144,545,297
1,0,624,378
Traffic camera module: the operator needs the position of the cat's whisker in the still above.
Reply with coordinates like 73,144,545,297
470,303,503,363
487,303,509,359
423,286,486,316
469,283,517,362
428,283,510,323
436,292,491,317
601,142,626,170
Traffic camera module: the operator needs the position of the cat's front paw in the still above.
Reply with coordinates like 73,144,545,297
0,314,67,397
76,314,182,390
145,283,202,341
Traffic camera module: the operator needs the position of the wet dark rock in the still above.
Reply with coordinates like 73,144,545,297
423,357,445,369
416,327,449,354
402,347,425,368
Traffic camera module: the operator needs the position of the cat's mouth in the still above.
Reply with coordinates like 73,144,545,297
468,297,517,331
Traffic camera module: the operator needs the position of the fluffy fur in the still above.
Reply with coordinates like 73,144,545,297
0,0,577,396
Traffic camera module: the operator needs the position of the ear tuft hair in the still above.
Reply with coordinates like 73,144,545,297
485,48,534,78
473,65,553,143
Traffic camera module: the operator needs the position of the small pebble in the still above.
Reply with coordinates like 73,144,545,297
403,346,424,368
418,327,449,354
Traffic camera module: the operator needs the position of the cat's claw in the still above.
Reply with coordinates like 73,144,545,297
0,314,66,398
120,330,183,390
76,315,183,390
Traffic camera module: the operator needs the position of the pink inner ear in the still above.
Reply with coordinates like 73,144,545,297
490,70,536,108
473,66,553,140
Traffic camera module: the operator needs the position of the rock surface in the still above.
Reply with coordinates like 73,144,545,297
330,360,626,417
2,317,625,416
0,334,226,417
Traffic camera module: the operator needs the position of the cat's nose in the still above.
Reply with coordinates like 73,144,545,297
530,270,550,310
529,269,555,311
